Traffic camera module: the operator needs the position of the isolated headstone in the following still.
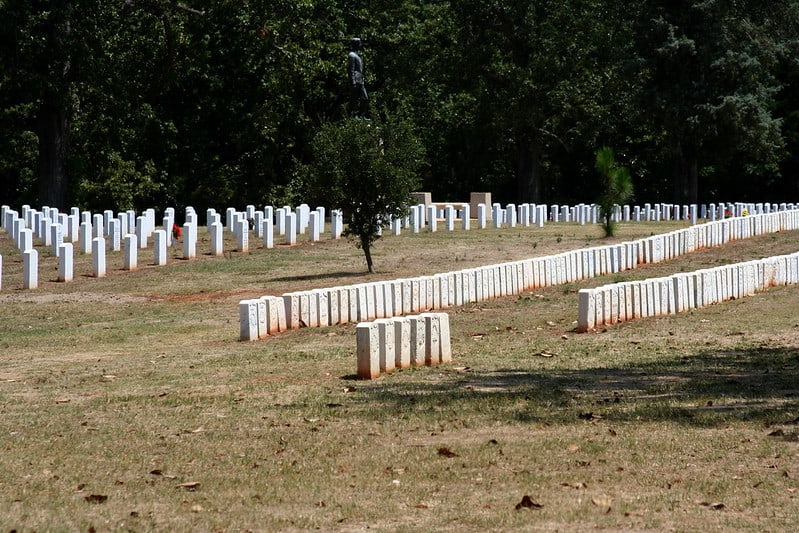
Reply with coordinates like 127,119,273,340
286,213,297,245
253,211,264,239
58,243,73,282
182,222,196,259
444,205,455,231
92,237,106,277
50,222,63,258
23,249,38,289
136,216,148,249
236,218,249,253
149,229,165,266
93,214,104,239
427,206,437,232
477,204,487,229
460,204,471,230
78,222,91,255
123,234,138,270
331,209,343,239
309,212,321,242
209,222,223,256
262,218,274,249
226,207,236,232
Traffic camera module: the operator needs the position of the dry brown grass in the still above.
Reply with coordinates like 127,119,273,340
1,221,798,531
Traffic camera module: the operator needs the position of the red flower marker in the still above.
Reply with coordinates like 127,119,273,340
172,224,182,240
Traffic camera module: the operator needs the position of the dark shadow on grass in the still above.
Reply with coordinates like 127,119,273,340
270,271,369,282
351,346,799,428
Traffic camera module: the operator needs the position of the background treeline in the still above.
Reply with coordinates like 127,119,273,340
2,0,798,214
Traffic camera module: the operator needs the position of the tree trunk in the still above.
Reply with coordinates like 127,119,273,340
36,101,70,209
361,234,375,273
37,2,72,210
516,136,542,203
673,144,699,205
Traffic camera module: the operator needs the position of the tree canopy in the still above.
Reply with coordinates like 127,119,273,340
1,1,797,212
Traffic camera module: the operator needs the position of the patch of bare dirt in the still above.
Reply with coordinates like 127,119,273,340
146,289,263,303
0,291,148,305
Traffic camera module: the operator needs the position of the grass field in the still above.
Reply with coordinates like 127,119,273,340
0,221,798,531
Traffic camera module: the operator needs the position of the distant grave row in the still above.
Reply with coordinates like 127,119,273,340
1,201,796,290
239,208,799,341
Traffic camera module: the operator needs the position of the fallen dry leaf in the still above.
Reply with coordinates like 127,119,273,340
592,496,613,508
178,482,200,491
55,398,71,404
699,501,725,510
437,447,459,458
515,495,543,510
414,503,429,509
342,386,356,393
84,494,108,504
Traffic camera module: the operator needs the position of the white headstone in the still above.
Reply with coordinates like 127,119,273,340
210,222,224,256
309,212,321,242
151,229,166,266
23,249,38,289
331,209,343,239
376,319,396,374
92,237,106,277
58,243,73,282
285,213,297,245
427,205,437,232
422,313,441,365
182,222,196,259
236,219,249,253
460,204,471,230
238,300,259,341
356,321,381,379
123,234,138,270
79,222,92,254
136,216,147,249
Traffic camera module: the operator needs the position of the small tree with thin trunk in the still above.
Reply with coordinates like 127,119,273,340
306,114,423,273
595,146,633,238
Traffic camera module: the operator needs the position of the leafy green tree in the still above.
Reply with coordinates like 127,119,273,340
305,113,424,273
447,0,624,203
595,146,633,238
635,1,787,203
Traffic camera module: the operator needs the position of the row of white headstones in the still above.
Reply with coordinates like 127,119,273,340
0,201,795,290
356,313,452,380
578,250,799,331
239,209,799,376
